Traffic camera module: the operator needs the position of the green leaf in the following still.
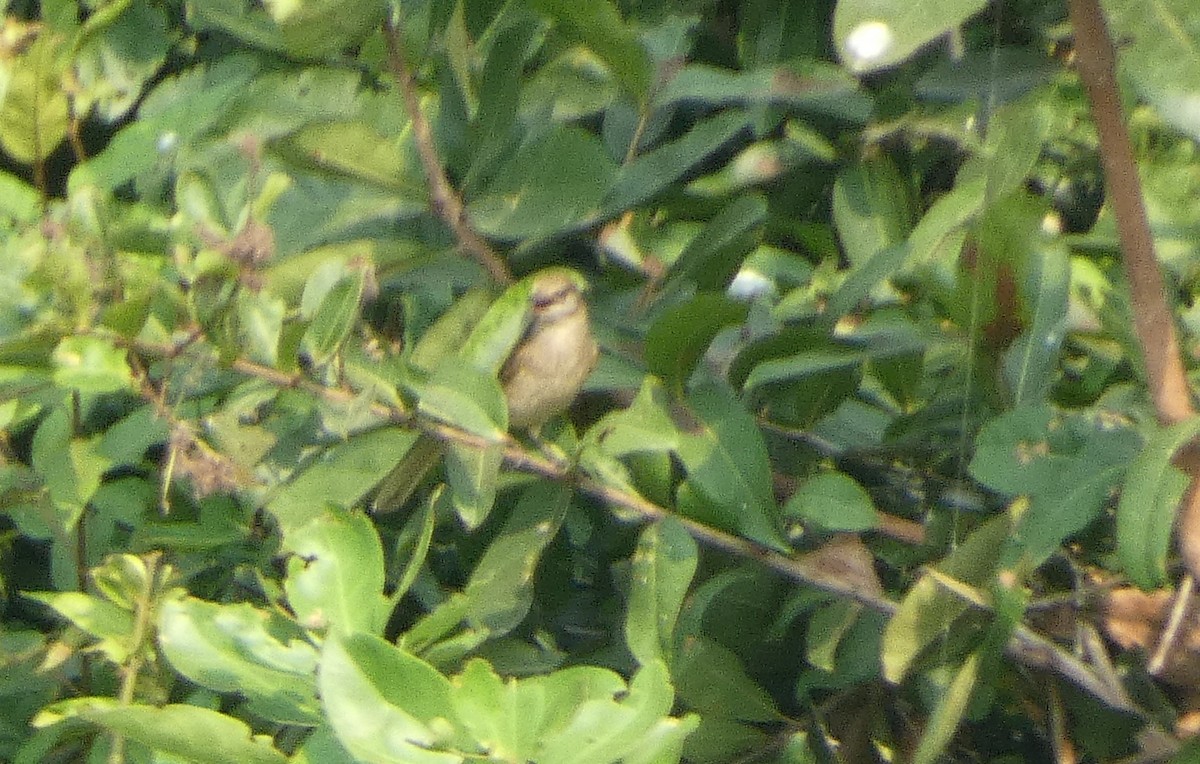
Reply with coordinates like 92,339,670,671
832,154,913,267
157,594,320,725
653,62,870,121
72,0,170,121
268,427,421,533
444,442,503,530
912,651,981,764
283,507,389,634
591,377,682,458
602,110,751,215
236,289,286,367
318,632,465,764
51,337,133,394
277,121,426,194
833,0,988,74
645,294,749,393
462,482,571,634
526,0,651,100
663,195,768,295
31,405,108,530
468,127,618,240
35,700,288,764
301,266,367,367
674,636,780,723
882,513,1011,683
0,35,69,163
674,380,787,551
625,518,698,667
25,592,134,662
1000,237,1069,405
784,472,878,532
1105,0,1200,143
969,404,1072,496
1117,416,1200,589
415,361,508,440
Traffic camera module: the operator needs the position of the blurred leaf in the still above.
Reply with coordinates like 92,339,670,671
675,636,780,722
444,443,503,530
31,405,108,530
645,294,749,393
1117,416,1200,589
527,0,651,100
883,513,1010,683
912,651,980,764
784,471,878,532
51,337,133,394
1000,237,1069,405
236,290,286,367
277,121,425,194
463,481,570,634
301,266,366,367
468,127,618,240
654,62,870,121
73,0,170,121
35,700,288,764
592,377,682,458
675,380,786,551
415,361,507,440
833,0,988,74
602,110,750,214
267,427,420,533
625,518,698,667
805,599,860,673
283,507,389,634
663,195,768,294
157,594,320,725
25,592,133,662
318,632,465,764
0,35,69,163
1105,0,1200,143
833,154,912,267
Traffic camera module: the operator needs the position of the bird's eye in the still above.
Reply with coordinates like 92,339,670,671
533,287,569,309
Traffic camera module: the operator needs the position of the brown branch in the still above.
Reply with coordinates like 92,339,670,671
1067,0,1200,680
118,333,1145,713
381,18,511,286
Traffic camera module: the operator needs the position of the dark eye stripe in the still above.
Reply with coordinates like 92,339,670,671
533,286,570,308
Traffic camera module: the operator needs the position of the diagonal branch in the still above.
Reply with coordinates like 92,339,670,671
382,17,511,285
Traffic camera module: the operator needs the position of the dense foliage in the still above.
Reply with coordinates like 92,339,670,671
4,0,1200,761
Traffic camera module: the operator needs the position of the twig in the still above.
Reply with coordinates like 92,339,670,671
1067,0,1200,676
381,17,511,285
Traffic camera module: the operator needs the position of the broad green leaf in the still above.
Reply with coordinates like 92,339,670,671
832,154,913,267
444,442,503,529
653,62,871,121
0,35,69,163
0,170,38,224
283,507,389,634
784,472,878,532
415,360,507,440
912,652,981,764
450,659,543,762
674,636,780,723
34,699,288,764
72,0,170,121
409,288,495,371
625,518,698,667
25,592,134,663
969,404,1073,496
462,482,570,634
301,266,367,367
468,127,618,240
645,294,749,393
833,0,988,74
276,121,426,194
318,632,465,764
1105,0,1200,143
675,380,786,551
1001,238,1069,404
537,660,689,764
526,0,651,100
805,599,861,673
51,336,134,394
735,331,864,427
31,405,108,530
662,195,768,295
1117,416,1200,589
883,513,1011,682
592,377,682,458
157,594,320,725
236,289,286,367
264,0,385,59
602,110,751,215
268,427,420,533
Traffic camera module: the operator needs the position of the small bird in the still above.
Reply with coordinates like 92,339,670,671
372,269,597,513
501,271,599,429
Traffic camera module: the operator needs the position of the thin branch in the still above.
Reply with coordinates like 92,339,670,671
119,333,1145,713
1067,0,1200,674
381,17,511,285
